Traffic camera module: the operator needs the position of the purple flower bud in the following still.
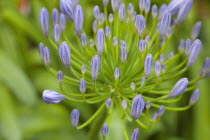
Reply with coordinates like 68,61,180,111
178,39,185,51
57,70,64,84
185,39,192,55
81,65,86,75
60,13,66,31
96,28,105,55
122,99,127,110
71,109,80,127
145,35,150,43
109,13,114,23
60,0,75,21
120,46,128,63
151,112,158,120
199,57,210,77
43,47,50,66
140,77,145,85
119,3,125,21
135,15,146,36
144,54,153,78
79,78,86,94
103,0,109,7
105,26,111,38
93,5,100,20
158,105,165,116
167,0,183,14
91,55,100,81
189,89,200,105
111,0,119,12
138,39,146,53
131,94,145,120
39,43,45,60
159,4,167,18
92,20,97,33
53,24,61,44
42,89,65,104
59,41,71,68
145,0,151,14
187,39,202,67
112,36,118,46
191,21,202,40
155,60,161,77
139,0,145,12
131,128,139,140
169,78,188,97
52,8,59,25
81,33,87,48
128,3,134,15
152,4,158,18
120,40,126,48
145,100,151,109
114,67,120,80
39,7,49,37
159,12,171,37
106,98,112,109
74,5,84,36
101,123,109,137
160,54,165,64
161,65,166,73
99,13,105,25
176,0,193,23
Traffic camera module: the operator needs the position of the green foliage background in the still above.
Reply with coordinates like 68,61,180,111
0,0,209,140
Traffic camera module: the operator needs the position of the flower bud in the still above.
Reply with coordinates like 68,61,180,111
91,55,100,81
60,0,75,21
189,88,200,105
53,24,61,44
140,77,145,85
103,0,109,7
169,78,188,97
131,128,139,140
128,3,134,15
52,8,59,25
42,89,65,104
122,99,127,110
185,38,192,55
93,5,100,20
79,78,86,94
176,0,193,23
191,21,202,40
158,4,167,18
178,39,185,51
155,60,161,77
105,26,111,38
60,13,66,31
74,5,84,36
59,41,71,68
151,112,158,120
160,54,165,64
120,46,128,63
114,67,120,80
101,123,109,137
89,39,94,47
111,0,119,12
81,65,86,75
152,4,158,18
120,40,126,48
145,0,151,14
131,94,145,120
71,109,80,127
158,105,165,116
92,20,97,33
144,54,153,78
145,100,151,109
139,0,145,12
199,57,210,77
39,43,45,60
43,47,50,66
81,33,87,48
135,15,146,36
119,3,125,21
138,39,146,53
106,98,112,109
112,36,118,46
159,12,171,37
57,70,64,84
109,13,114,23
130,82,136,90
39,7,49,37
96,28,105,55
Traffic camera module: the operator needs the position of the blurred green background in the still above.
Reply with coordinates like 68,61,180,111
0,0,209,140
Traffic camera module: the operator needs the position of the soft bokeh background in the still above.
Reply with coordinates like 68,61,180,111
0,0,209,140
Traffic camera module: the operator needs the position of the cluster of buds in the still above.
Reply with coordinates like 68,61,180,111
39,0,209,139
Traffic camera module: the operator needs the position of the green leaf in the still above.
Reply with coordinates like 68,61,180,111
0,51,37,105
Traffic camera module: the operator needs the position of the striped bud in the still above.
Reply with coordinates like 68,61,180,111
189,89,200,105
199,57,210,77
159,4,167,18
138,39,146,53
131,128,139,140
57,70,64,84
119,3,125,21
81,33,87,48
160,54,165,64
52,8,59,25
145,0,151,14
176,0,193,23
74,5,84,36
92,20,97,33
120,40,126,48
53,24,61,44
169,78,188,97
114,67,120,80
128,3,134,15
109,13,114,23
185,39,192,55
152,4,158,18
60,13,66,31
43,47,50,66
93,5,100,20
91,55,100,81
122,99,127,110
151,112,158,120
158,105,165,116
81,65,86,75
111,0,119,12
101,123,109,137
120,46,127,63
39,7,49,37
155,60,161,77
105,26,111,38
159,12,171,37
59,41,71,68
191,21,202,40
178,39,185,51
42,90,65,104
106,98,112,109
60,0,75,21
144,54,153,78
131,94,145,120
96,28,105,55
187,39,202,67
139,0,145,12
79,78,86,94
135,15,146,36
39,43,45,60
71,109,80,127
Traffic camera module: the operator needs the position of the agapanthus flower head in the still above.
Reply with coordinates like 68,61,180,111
38,0,209,138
